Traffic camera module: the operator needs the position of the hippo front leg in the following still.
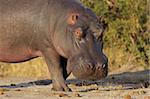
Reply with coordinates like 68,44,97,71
60,57,71,80
42,48,71,92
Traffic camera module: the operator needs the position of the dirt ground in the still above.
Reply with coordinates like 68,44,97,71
0,70,149,99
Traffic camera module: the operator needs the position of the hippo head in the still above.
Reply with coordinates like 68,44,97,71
67,32,108,80
64,8,108,80
54,7,108,80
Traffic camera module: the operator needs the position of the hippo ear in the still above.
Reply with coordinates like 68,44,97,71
74,28,83,40
67,13,79,25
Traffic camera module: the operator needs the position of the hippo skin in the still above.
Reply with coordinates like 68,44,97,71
0,0,108,91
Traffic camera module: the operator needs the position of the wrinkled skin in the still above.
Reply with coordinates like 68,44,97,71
67,33,108,80
0,0,108,91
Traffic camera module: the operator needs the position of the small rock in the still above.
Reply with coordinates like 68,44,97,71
0,91,4,95
15,89,21,91
10,84,16,86
124,95,132,99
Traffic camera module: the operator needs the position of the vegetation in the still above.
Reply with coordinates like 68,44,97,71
82,0,149,71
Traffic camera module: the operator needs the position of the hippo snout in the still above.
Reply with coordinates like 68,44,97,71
96,62,107,70
86,62,107,72
70,59,108,80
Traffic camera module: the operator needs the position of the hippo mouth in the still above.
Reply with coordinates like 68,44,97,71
71,64,108,80
67,56,108,80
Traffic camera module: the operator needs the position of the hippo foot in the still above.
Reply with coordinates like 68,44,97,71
51,83,72,92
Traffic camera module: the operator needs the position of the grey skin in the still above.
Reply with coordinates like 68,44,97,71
0,0,108,91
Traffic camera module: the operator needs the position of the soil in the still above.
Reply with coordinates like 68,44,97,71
0,70,150,99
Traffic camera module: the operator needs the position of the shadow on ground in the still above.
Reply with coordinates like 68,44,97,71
0,70,149,90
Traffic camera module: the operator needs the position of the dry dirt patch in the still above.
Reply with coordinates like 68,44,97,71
0,70,149,99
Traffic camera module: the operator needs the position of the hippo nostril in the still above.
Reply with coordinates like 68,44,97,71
97,66,101,70
96,63,107,70
87,63,94,69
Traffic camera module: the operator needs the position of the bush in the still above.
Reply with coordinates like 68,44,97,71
81,0,149,71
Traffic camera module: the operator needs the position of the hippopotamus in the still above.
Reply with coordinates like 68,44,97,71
0,0,108,91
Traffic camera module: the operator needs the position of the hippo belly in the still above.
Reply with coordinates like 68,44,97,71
0,47,41,63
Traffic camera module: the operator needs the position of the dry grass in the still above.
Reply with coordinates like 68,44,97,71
0,57,50,78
